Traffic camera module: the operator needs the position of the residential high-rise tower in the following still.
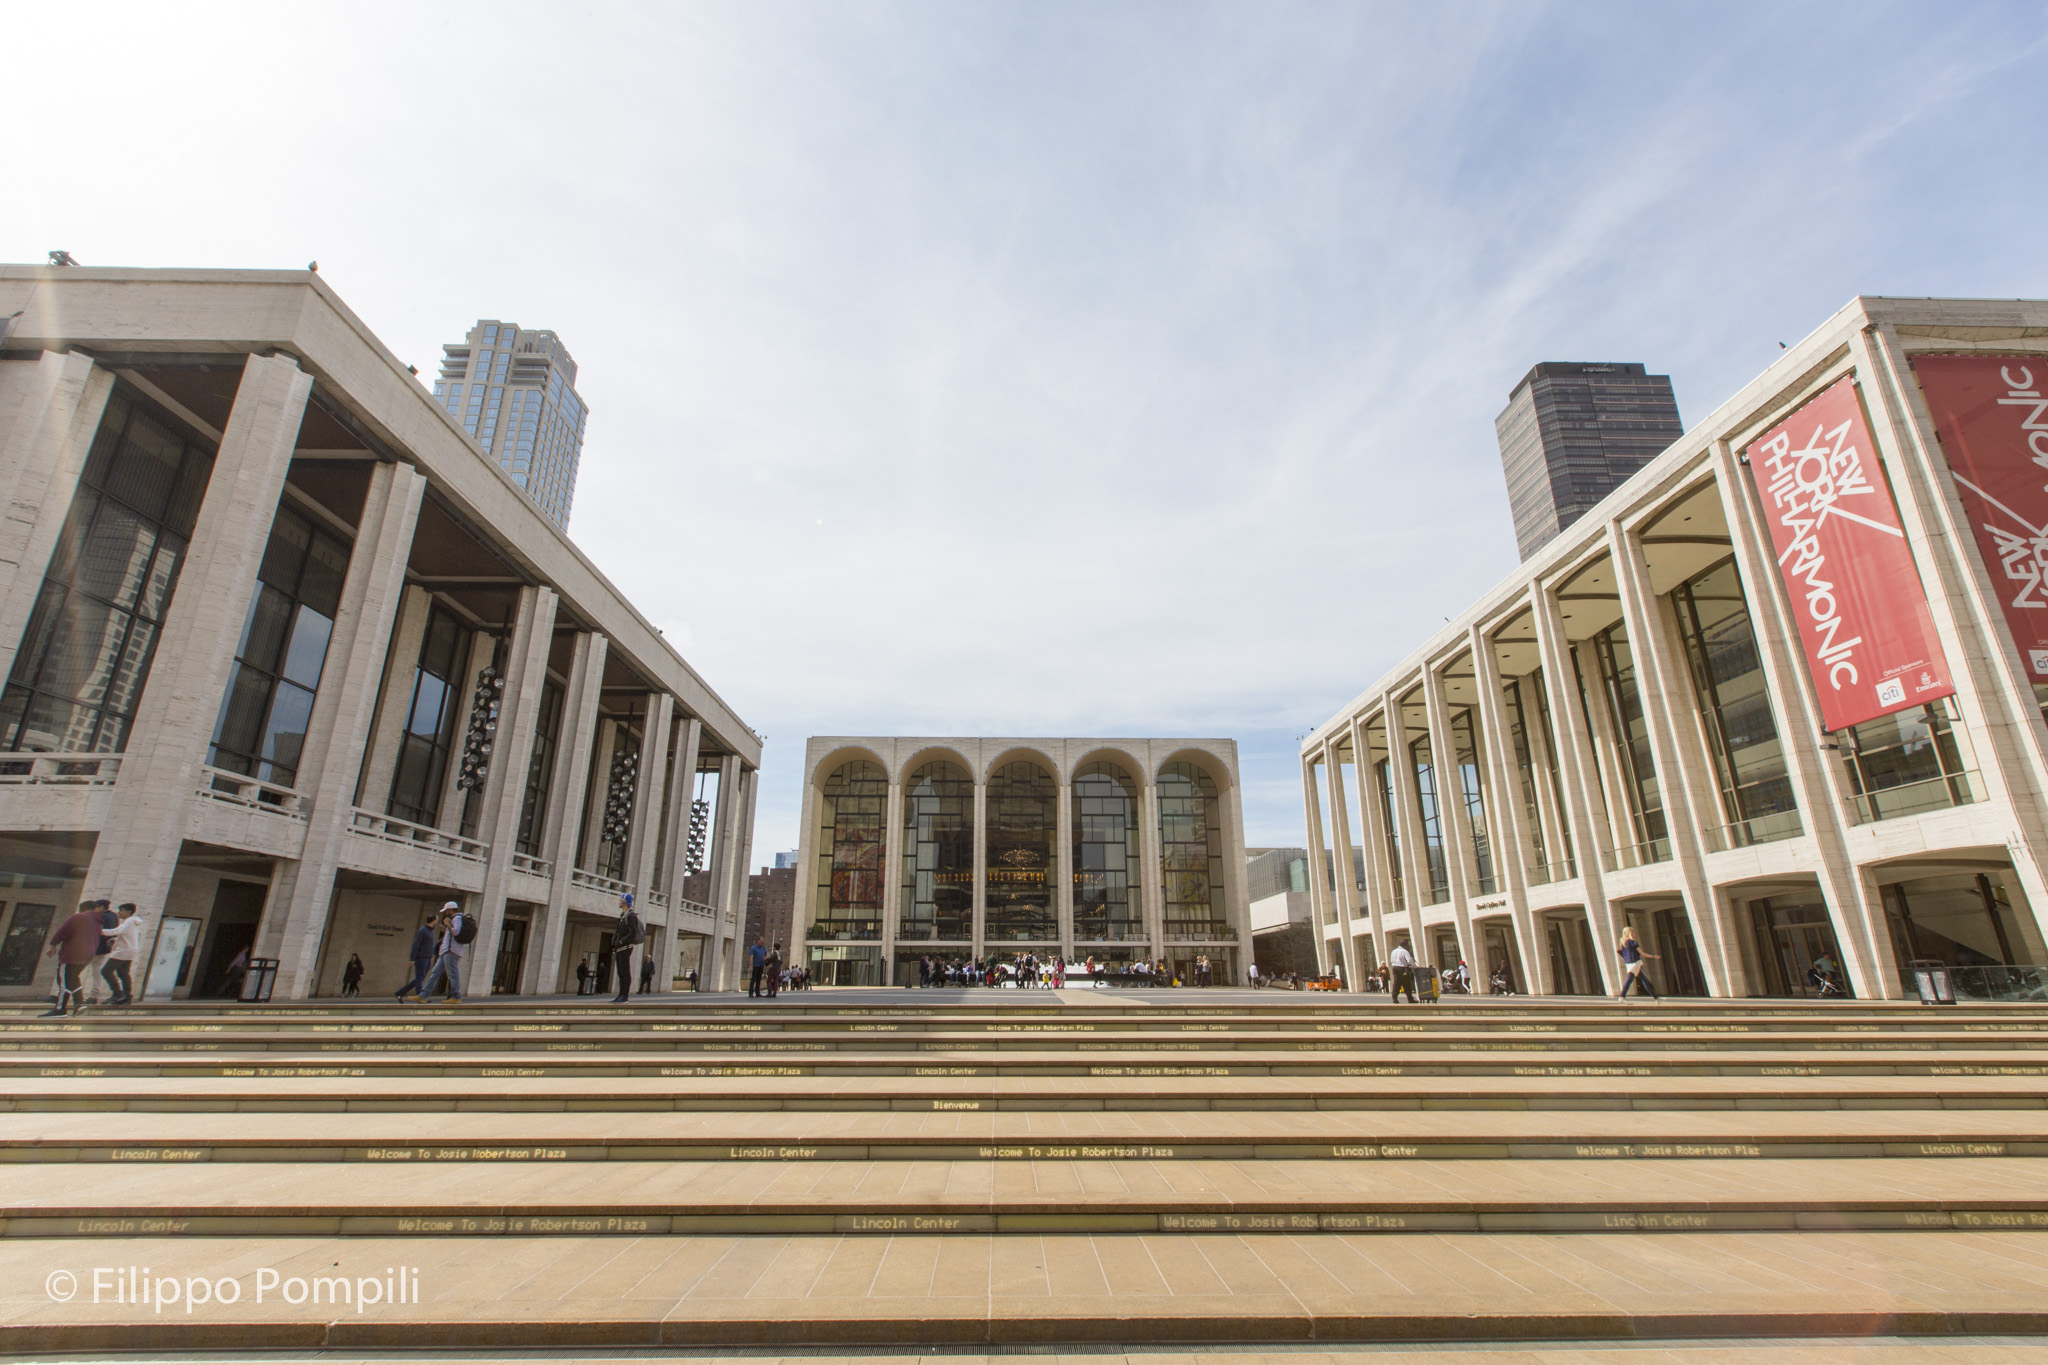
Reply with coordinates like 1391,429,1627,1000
433,319,589,528
1495,361,1682,561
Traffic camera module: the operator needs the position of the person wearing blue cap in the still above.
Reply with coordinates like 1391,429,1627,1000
609,892,645,1003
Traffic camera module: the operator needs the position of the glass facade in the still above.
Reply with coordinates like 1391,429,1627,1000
899,759,971,941
1158,760,1229,937
1448,708,1494,894
386,605,471,826
1839,698,1978,822
1374,756,1403,909
1072,760,1142,941
1590,622,1669,855
1671,559,1797,841
985,760,1056,941
1409,733,1449,903
208,504,349,790
515,680,564,856
1500,679,1549,871
0,386,216,754
1529,669,1576,868
814,759,886,938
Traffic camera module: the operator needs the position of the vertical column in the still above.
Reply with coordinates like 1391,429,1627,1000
656,717,704,982
1381,692,1431,934
467,586,560,991
733,767,759,966
580,719,620,875
525,632,607,995
263,462,428,996
89,355,313,911
1530,587,1619,992
1321,741,1363,987
626,693,674,986
1421,666,1478,973
0,353,114,682
357,586,432,808
1221,759,1253,986
1469,625,1549,995
1607,520,1733,996
1056,770,1075,964
1300,751,1334,977
880,773,904,982
433,630,498,835
971,774,989,958
1348,716,1391,975
703,753,741,989
1140,774,1166,962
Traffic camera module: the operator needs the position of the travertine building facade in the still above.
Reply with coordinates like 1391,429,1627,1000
1304,296,2048,1000
0,265,759,999
798,738,1250,985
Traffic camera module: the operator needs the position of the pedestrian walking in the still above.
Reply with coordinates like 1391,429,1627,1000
765,941,783,998
100,903,144,1006
639,950,656,996
1617,925,1660,1001
341,952,364,997
412,903,474,1003
397,917,437,1001
220,944,251,999
41,900,105,1016
611,894,644,1003
1388,940,1418,1004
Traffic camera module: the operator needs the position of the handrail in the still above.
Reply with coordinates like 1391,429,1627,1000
671,897,717,918
1847,770,1983,825
198,765,307,817
348,807,487,863
1703,808,1803,852
0,752,122,785
571,867,634,898
509,851,552,879
1599,837,1671,873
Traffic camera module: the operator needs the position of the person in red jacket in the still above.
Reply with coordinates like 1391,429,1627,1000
42,899,107,1017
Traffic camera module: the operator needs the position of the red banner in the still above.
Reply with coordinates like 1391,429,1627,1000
1743,375,1954,731
1910,353,2048,681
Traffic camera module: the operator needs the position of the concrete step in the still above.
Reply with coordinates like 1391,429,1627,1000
5,1230,2047,1352
3,1105,2040,1163
5,1155,2047,1238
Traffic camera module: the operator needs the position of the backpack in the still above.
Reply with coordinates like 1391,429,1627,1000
452,913,479,945
612,910,643,948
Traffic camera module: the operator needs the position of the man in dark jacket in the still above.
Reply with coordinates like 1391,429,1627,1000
42,900,106,1016
610,893,644,1004
396,916,438,1002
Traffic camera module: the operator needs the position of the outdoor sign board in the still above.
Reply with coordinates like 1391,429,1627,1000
1910,353,2048,682
1742,374,1954,731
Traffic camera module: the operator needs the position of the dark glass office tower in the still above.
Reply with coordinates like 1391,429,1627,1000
1496,362,1683,561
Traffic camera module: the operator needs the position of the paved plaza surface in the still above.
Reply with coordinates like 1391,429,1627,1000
2,990,2047,1357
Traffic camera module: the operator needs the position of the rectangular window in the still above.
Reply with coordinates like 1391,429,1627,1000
1529,669,1576,867
1500,679,1548,871
1449,708,1494,894
1587,624,1668,855
386,605,470,826
1410,733,1449,903
0,386,216,754
1839,698,1978,822
1671,558,1799,845
207,504,350,790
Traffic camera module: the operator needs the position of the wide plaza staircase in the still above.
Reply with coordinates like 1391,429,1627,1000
1,988,2047,1357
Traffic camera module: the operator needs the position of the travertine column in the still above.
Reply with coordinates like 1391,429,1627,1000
1140,777,1165,961
1349,715,1392,974
526,631,607,995
1607,521,1731,996
0,353,113,682
880,774,904,982
1469,625,1548,995
730,766,759,968
1321,741,1364,986
971,776,989,956
627,695,674,895
88,354,312,912
467,586,561,991
1530,586,1619,992
657,718,704,901
1056,772,1075,963
262,460,427,997
580,719,620,875
1421,664,1478,973
1300,752,1334,975
703,753,742,989
1381,692,1432,932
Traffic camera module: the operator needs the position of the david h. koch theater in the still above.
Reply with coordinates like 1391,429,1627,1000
1303,295,2048,1001
0,265,761,1002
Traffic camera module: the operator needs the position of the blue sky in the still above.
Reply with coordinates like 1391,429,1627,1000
9,2,2048,866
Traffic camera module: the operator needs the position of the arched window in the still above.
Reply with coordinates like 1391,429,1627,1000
813,759,886,938
985,759,1056,941
1158,759,1228,937
900,759,972,941
1073,760,1142,942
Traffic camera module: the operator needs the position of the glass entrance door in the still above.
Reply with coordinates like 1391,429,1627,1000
1749,898,1849,997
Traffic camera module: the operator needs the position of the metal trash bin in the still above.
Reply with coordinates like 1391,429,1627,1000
1909,958,1956,1005
1415,966,1440,1003
239,957,278,1003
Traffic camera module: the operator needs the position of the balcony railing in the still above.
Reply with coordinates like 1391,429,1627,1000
570,867,633,899
1526,857,1577,886
1599,837,1672,873
348,808,488,863
1847,770,1984,825
0,753,122,785
509,851,552,879
673,897,717,918
1163,922,1237,941
1703,808,1804,853
198,766,307,818
645,889,669,909
1899,962,2047,1002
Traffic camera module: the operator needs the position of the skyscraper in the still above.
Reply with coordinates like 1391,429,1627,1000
1496,361,1683,561
432,320,589,528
